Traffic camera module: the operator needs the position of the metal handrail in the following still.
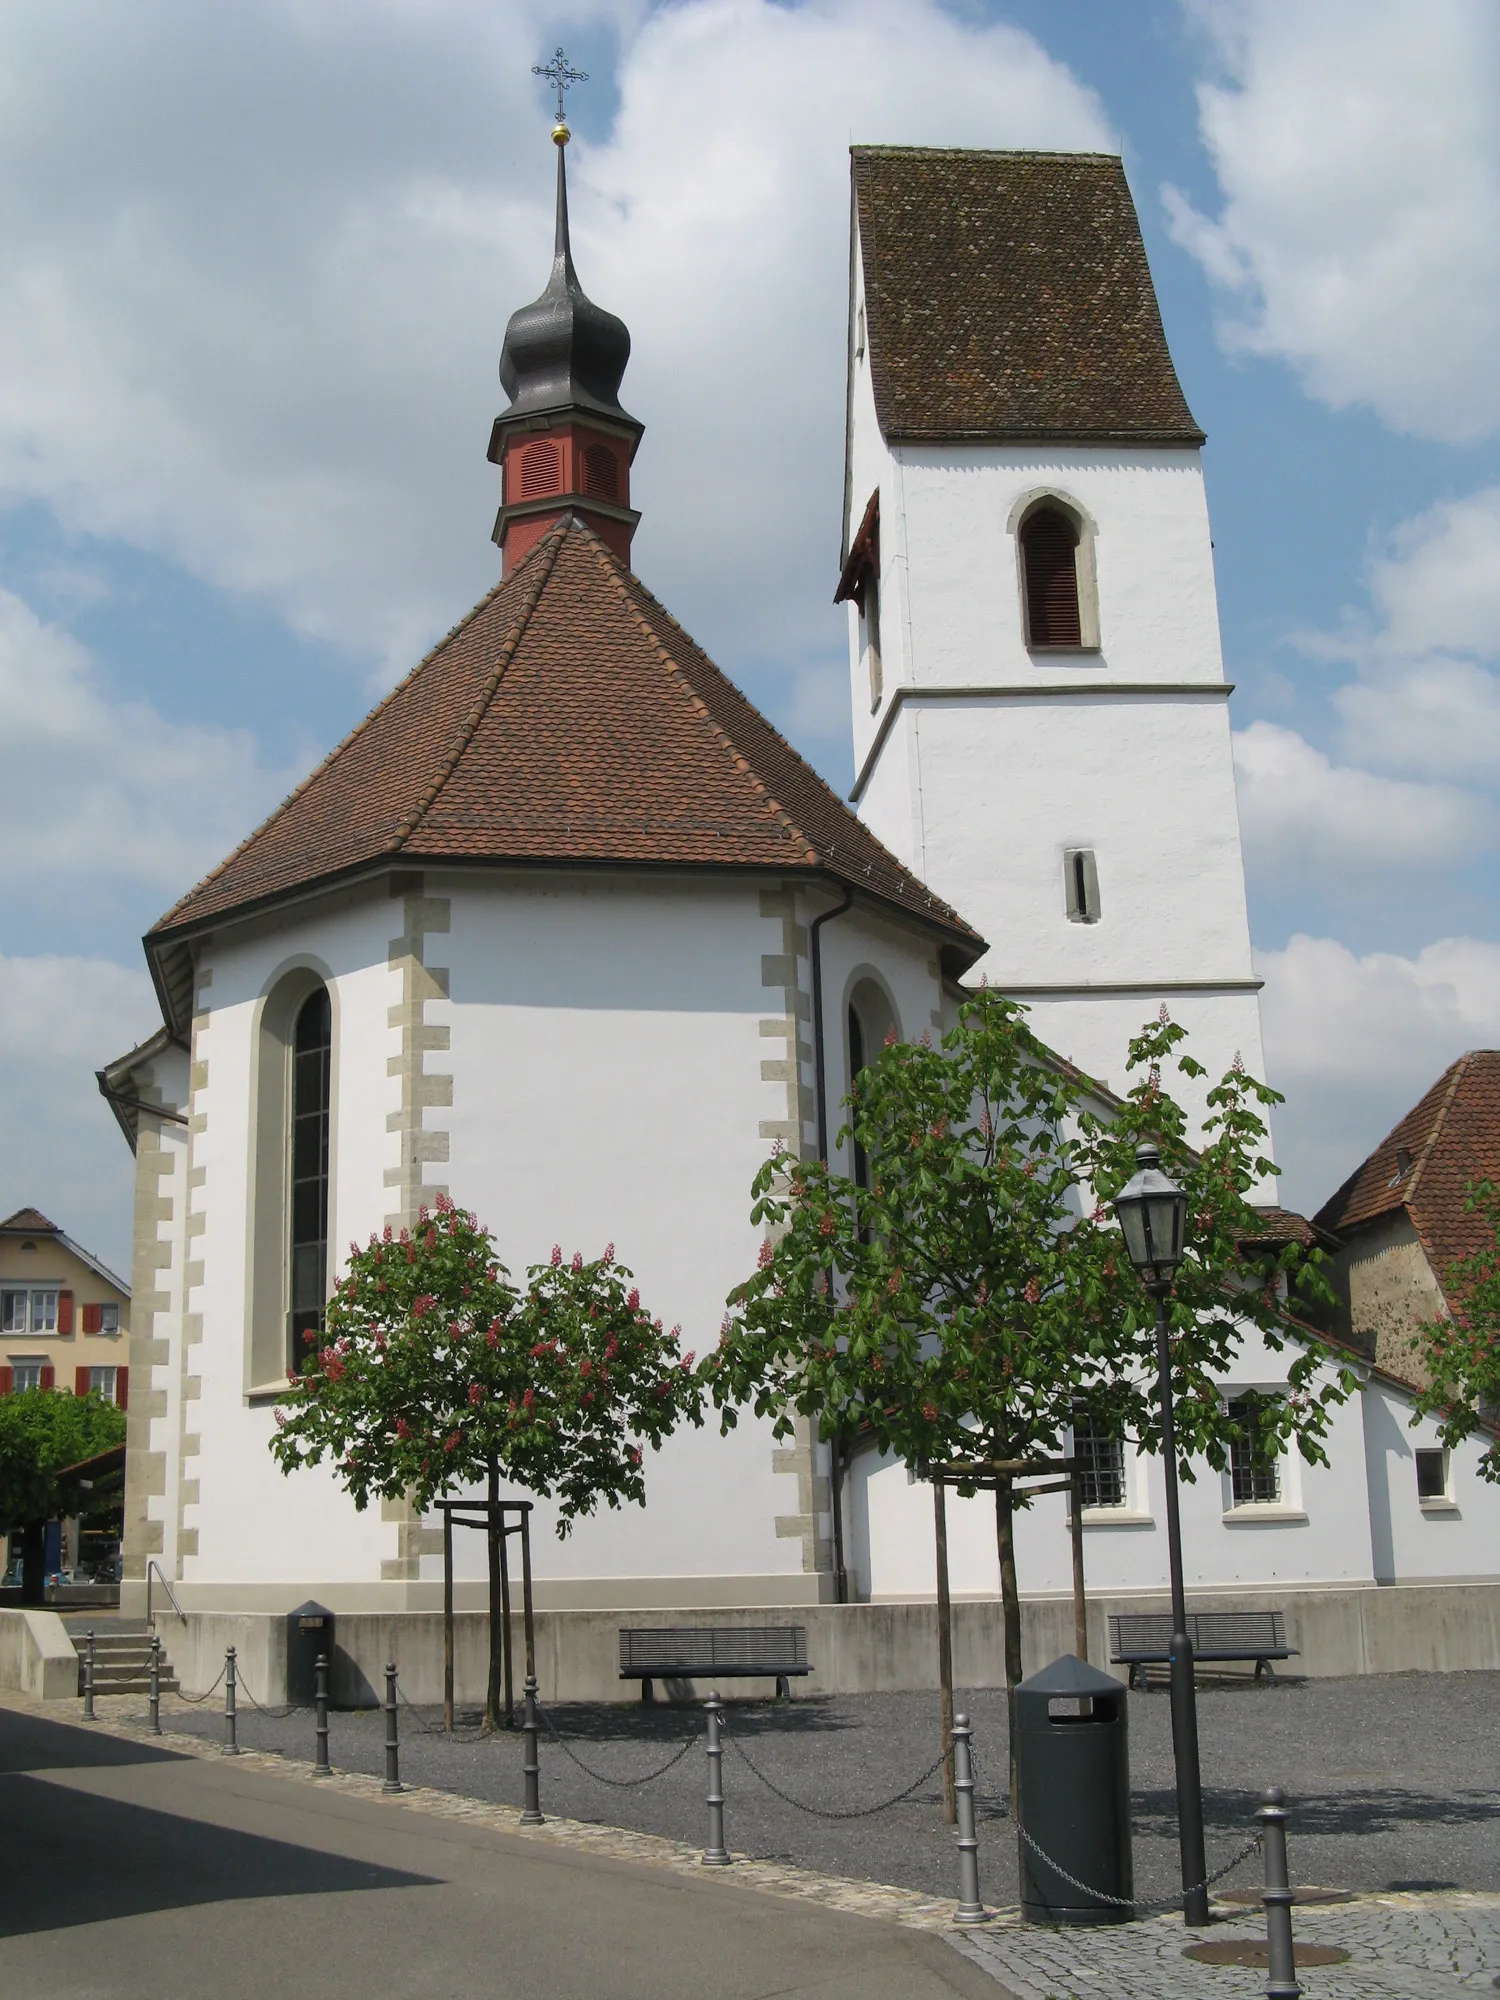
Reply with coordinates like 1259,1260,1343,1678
146,1560,187,1631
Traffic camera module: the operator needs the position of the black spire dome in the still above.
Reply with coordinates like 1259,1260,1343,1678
496,138,637,426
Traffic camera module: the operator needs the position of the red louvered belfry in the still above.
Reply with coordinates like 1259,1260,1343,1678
1020,505,1082,647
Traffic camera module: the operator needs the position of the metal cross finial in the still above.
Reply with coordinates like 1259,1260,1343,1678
533,46,587,124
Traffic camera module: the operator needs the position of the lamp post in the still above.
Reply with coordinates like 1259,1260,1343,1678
1113,1139,1209,1927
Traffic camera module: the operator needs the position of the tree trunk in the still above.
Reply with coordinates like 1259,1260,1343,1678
19,1522,44,1607
995,1475,1023,1811
485,1457,503,1732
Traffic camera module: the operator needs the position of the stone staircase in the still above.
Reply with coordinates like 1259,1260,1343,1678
70,1623,181,1698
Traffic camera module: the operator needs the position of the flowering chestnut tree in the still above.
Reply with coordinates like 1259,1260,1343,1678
704,992,1349,1736
270,1194,702,1725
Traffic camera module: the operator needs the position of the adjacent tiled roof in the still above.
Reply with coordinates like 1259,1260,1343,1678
1315,1051,1500,1308
150,516,983,968
0,1208,59,1235
1240,1207,1337,1254
852,147,1204,445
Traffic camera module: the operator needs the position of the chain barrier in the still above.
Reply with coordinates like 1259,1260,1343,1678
233,1672,301,1721
535,1699,699,1788
392,1680,495,1741
171,1664,228,1706
727,1734,947,1821
970,1746,1262,1914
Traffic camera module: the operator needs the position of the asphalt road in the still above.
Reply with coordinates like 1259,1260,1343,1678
0,1705,1001,2000
168,1670,1500,1908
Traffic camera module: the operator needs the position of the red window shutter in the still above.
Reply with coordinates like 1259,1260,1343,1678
0,1367,12,1396
75,1367,90,1397
116,1367,129,1411
81,1302,101,1335
57,1291,74,1335
39,1364,54,1390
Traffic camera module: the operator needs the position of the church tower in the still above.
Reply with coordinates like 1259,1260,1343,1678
840,148,1266,1123
488,116,643,574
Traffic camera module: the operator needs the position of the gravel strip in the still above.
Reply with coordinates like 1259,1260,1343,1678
163,1671,1500,1907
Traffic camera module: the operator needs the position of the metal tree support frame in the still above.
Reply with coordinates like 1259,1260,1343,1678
1259,1787,1301,2000
438,1497,536,1733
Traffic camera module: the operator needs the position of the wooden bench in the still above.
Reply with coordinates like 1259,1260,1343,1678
1108,1611,1297,1690
619,1625,811,1703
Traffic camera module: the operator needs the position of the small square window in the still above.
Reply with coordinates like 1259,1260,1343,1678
87,1367,118,1404
99,1303,121,1335
1227,1395,1282,1505
1072,1406,1125,1509
0,1291,25,1335
1415,1448,1449,1502
30,1290,58,1334
10,1361,44,1392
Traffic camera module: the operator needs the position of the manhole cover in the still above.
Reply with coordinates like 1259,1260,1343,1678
1219,1887,1353,1907
1184,1943,1351,1968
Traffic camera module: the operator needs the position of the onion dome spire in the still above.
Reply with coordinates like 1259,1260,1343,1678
488,53,643,575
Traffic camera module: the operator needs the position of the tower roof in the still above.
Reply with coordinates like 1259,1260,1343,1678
494,138,637,433
851,146,1204,446
145,517,984,1032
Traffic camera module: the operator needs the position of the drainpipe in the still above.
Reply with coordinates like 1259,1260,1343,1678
808,880,853,1603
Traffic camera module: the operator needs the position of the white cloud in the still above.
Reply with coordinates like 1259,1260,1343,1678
1231,719,1491,879
1258,933,1500,1211
0,954,159,1273
1167,0,1500,441
0,0,1111,701
0,584,290,891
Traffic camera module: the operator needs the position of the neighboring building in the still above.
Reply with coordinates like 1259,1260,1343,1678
1315,1051,1500,1390
99,134,1500,1625
0,1207,132,1584
0,1208,131,1406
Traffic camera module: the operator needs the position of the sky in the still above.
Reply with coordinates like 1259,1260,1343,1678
0,0,1496,1271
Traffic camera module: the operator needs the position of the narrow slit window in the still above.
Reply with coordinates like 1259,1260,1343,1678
847,1004,870,1194
1064,849,1100,924
289,987,332,1371
1020,504,1082,647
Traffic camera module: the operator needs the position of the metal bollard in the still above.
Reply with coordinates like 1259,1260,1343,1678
224,1646,239,1754
148,1634,162,1736
520,1674,544,1825
313,1653,332,1776
82,1629,96,1721
702,1691,730,1866
951,1714,986,1925
1258,1787,1300,2000
383,1663,403,1794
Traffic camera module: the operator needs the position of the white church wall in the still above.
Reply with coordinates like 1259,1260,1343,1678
129,1041,192,1595
432,869,804,1594
1362,1379,1500,1582
178,884,403,1596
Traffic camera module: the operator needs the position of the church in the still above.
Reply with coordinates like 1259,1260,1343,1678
101,126,1498,1683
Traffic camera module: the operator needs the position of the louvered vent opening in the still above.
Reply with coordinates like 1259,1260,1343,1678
1021,506,1082,647
581,444,619,501
519,440,561,498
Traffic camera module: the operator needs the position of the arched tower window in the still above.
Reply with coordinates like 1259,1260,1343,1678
289,988,332,1365
847,1004,869,1193
1019,504,1082,648
846,976,899,1199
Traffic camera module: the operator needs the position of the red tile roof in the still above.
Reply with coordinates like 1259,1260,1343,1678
852,147,1204,445
1315,1051,1500,1309
0,1208,59,1235
149,517,982,965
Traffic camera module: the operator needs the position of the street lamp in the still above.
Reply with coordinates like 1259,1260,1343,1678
1114,1139,1209,1928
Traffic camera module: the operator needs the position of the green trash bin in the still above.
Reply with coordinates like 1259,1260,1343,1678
1014,1654,1133,1925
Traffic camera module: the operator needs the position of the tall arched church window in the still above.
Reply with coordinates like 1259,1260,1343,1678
847,1004,869,1193
288,989,332,1367
1020,505,1083,648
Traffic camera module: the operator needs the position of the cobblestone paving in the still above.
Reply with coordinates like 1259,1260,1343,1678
951,1892,1500,1998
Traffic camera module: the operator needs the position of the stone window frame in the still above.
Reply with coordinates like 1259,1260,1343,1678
1007,488,1101,654
244,957,340,1400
